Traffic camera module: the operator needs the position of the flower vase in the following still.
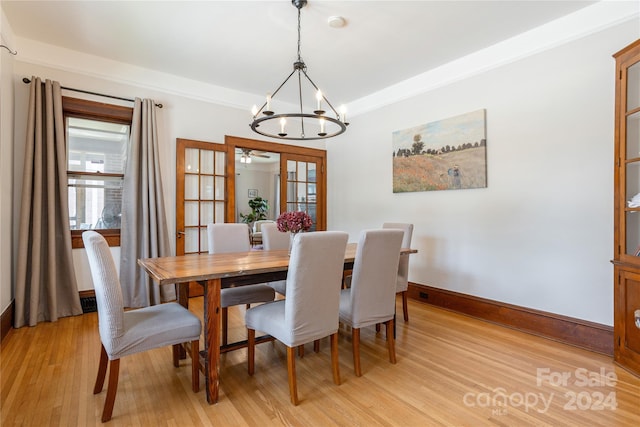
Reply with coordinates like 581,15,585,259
288,232,298,256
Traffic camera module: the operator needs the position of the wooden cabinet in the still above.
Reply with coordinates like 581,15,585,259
613,39,640,376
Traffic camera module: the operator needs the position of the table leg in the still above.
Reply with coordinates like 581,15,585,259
177,283,190,359
204,278,221,404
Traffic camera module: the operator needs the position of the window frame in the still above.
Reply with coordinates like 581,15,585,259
63,97,133,249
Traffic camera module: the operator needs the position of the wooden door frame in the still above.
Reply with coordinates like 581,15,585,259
224,135,327,231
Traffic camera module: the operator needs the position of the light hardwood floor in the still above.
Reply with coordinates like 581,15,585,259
1,297,639,426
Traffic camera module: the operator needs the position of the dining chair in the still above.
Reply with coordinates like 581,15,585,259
207,223,276,345
251,219,275,246
382,222,414,322
339,229,403,376
82,231,201,422
261,222,290,296
245,231,349,405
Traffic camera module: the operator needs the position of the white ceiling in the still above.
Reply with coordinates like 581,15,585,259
2,0,612,111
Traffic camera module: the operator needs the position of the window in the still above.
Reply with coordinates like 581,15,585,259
63,97,133,248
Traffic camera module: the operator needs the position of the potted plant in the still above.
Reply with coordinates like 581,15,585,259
240,196,269,224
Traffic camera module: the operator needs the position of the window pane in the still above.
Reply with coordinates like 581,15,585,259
67,117,129,173
68,176,123,230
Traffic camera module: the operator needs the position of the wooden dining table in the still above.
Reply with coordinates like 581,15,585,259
138,242,417,404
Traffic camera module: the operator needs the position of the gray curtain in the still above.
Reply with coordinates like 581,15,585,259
14,77,83,328
119,98,174,307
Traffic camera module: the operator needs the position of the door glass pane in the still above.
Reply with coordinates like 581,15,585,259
184,201,198,226
185,175,198,199
298,162,306,180
215,151,226,172
214,201,225,223
201,202,213,225
628,62,640,112
185,148,199,173
201,176,214,200
214,176,225,200
628,111,640,160
184,228,199,253
200,228,209,253
201,150,214,174
308,163,316,182
626,211,640,256
626,162,640,202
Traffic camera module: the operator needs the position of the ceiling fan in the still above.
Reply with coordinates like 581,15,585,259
237,148,270,164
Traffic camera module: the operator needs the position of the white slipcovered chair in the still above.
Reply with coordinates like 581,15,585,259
382,222,414,322
339,229,403,376
82,231,201,422
246,231,349,405
261,222,290,296
251,219,275,246
207,223,276,345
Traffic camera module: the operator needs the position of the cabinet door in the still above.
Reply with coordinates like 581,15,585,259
615,268,640,373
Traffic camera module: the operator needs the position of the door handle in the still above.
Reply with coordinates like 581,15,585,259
177,231,186,238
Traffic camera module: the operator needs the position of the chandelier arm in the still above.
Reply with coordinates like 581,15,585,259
255,68,297,115
301,69,341,118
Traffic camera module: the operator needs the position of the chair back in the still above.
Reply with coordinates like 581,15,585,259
382,222,414,293
207,223,251,254
349,229,403,327
82,231,125,354
284,231,348,345
262,222,290,250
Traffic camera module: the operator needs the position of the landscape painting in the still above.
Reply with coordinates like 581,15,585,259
392,109,487,193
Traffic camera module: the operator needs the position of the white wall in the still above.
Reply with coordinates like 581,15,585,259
327,21,638,326
0,8,15,316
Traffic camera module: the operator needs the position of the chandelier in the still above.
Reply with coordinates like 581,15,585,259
250,0,348,140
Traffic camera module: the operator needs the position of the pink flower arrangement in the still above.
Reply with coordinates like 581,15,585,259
276,211,313,233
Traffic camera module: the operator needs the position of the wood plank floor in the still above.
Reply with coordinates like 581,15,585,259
1,297,639,426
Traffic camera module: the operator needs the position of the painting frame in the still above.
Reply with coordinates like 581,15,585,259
392,109,487,193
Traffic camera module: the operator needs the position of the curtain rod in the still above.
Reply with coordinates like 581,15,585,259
22,77,163,108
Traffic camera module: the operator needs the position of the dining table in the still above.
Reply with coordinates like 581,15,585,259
138,242,417,404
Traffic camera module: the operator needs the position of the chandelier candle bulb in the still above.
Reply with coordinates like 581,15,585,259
316,90,322,110
279,117,287,137
319,118,326,136
251,105,258,117
340,105,347,123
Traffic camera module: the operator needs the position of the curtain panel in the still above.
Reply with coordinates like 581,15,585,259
120,98,175,306
14,77,82,327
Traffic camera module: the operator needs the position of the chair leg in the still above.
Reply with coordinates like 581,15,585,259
402,291,409,322
172,344,180,368
375,323,381,333
330,333,341,385
94,344,109,394
298,345,304,358
191,339,200,393
221,307,228,346
313,339,320,353
101,358,120,422
352,328,362,377
247,328,255,375
385,319,397,364
286,346,299,405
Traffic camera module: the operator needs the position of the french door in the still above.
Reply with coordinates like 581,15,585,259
176,138,229,296
176,136,327,297
281,153,325,231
